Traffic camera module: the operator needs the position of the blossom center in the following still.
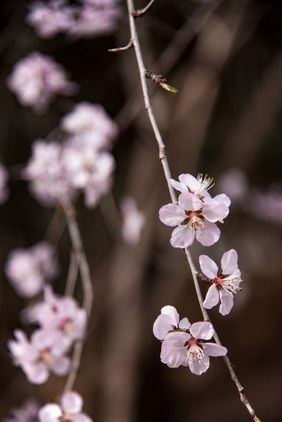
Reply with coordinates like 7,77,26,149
39,349,53,364
184,210,205,232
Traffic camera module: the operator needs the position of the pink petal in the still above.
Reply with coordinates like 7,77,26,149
219,290,234,316
159,204,185,227
203,284,219,309
178,192,202,211
170,225,194,248
73,415,93,422
202,197,230,222
190,321,214,340
196,222,220,246
170,178,186,193
38,404,62,422
179,317,191,330
161,305,180,325
61,391,82,414
179,174,199,192
50,356,70,376
188,353,210,375
153,314,175,340
202,343,227,357
213,193,231,207
160,332,190,368
199,255,218,279
221,249,238,275
25,362,49,384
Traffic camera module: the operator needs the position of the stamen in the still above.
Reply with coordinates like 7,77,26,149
196,174,214,195
188,344,204,363
221,274,242,294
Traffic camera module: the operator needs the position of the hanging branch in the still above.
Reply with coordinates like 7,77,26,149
62,201,93,392
122,0,260,420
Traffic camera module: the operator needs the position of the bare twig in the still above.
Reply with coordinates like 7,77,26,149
62,201,93,392
124,0,260,420
132,0,155,17
65,251,79,297
108,38,133,53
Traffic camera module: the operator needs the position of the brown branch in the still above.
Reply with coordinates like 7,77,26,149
132,0,155,17
124,0,260,420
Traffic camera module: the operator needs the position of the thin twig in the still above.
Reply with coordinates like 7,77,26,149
108,39,133,53
124,0,260,420
62,201,93,392
132,0,155,17
65,251,79,297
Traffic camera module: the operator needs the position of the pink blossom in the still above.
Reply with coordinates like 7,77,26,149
61,102,118,151
248,186,282,224
27,1,73,38
68,0,120,38
24,140,75,206
28,287,86,349
159,179,230,248
170,173,216,197
62,145,114,207
153,305,190,340
153,308,227,375
7,52,77,113
4,400,39,422
218,169,248,203
121,198,145,244
0,163,9,204
199,249,242,315
5,242,58,298
8,329,70,384
38,391,92,422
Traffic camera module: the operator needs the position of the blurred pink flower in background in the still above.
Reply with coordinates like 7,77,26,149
5,242,58,298
0,163,9,204
159,174,230,248
38,391,92,422
26,0,73,38
3,400,39,422
218,169,248,203
61,102,118,151
24,140,75,206
8,329,70,384
27,0,120,39
121,198,145,244
153,308,227,375
199,249,242,316
248,186,282,224
7,52,77,113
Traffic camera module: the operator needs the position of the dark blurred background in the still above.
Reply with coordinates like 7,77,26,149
0,0,282,421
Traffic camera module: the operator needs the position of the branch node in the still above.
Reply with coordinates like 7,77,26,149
132,0,155,17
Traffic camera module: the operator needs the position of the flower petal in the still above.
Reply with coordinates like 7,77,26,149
179,317,191,330
50,356,70,376
202,197,230,222
213,193,231,207
25,362,49,384
203,284,220,310
160,332,190,368
38,404,62,422
188,353,210,375
199,255,218,279
196,222,220,246
179,174,199,193
202,343,227,357
221,249,238,275
161,305,180,325
170,225,194,248
178,192,202,211
219,290,234,316
153,315,175,340
159,204,185,227
190,321,214,340
61,391,83,414
170,178,186,193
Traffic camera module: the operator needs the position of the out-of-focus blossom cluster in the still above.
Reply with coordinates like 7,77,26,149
8,287,86,384
27,0,120,39
248,186,282,224
121,197,145,244
24,102,117,207
7,52,77,113
0,163,9,204
199,249,242,316
5,242,58,298
159,173,231,248
3,400,39,422
153,306,227,375
38,391,92,421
